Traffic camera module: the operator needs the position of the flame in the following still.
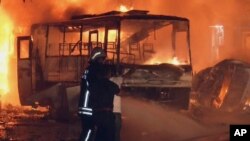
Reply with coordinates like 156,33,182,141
119,5,133,12
212,66,234,108
169,57,181,65
145,56,182,65
243,99,250,110
0,8,14,95
245,99,250,107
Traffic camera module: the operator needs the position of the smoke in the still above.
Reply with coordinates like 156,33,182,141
1,0,249,70
1,1,83,27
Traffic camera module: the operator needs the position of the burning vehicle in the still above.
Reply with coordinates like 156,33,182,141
16,10,192,117
192,59,250,113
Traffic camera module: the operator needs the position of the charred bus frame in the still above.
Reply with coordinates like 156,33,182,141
17,10,192,111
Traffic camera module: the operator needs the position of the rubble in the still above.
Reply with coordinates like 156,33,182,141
0,104,80,141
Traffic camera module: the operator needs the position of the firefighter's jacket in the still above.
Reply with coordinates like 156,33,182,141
78,62,120,116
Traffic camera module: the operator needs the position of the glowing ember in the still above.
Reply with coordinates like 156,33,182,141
0,8,14,95
119,5,133,12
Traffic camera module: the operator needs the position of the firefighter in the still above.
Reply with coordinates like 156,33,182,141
78,47,120,141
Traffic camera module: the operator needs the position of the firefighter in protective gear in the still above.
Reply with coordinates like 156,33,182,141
78,47,120,141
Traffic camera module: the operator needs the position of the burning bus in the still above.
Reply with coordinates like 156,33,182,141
16,10,192,116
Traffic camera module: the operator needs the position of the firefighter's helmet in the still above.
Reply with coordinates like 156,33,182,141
90,47,106,62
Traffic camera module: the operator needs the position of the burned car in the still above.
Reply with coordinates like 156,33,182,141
16,10,192,116
192,59,250,112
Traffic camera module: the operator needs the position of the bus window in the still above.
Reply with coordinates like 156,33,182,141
175,31,189,64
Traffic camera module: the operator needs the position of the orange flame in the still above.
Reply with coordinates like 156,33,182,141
119,5,133,12
0,8,14,96
169,57,181,65
212,66,234,108
145,56,183,66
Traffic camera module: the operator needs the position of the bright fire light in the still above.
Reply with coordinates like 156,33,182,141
0,8,14,95
119,5,133,12
212,66,233,109
145,56,183,65
169,57,181,65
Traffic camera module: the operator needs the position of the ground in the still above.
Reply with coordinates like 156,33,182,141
0,96,249,141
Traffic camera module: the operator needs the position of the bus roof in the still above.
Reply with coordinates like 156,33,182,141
33,10,189,27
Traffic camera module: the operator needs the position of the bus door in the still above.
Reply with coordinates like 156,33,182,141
88,30,99,54
17,36,33,105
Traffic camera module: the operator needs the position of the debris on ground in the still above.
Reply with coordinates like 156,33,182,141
0,104,80,141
